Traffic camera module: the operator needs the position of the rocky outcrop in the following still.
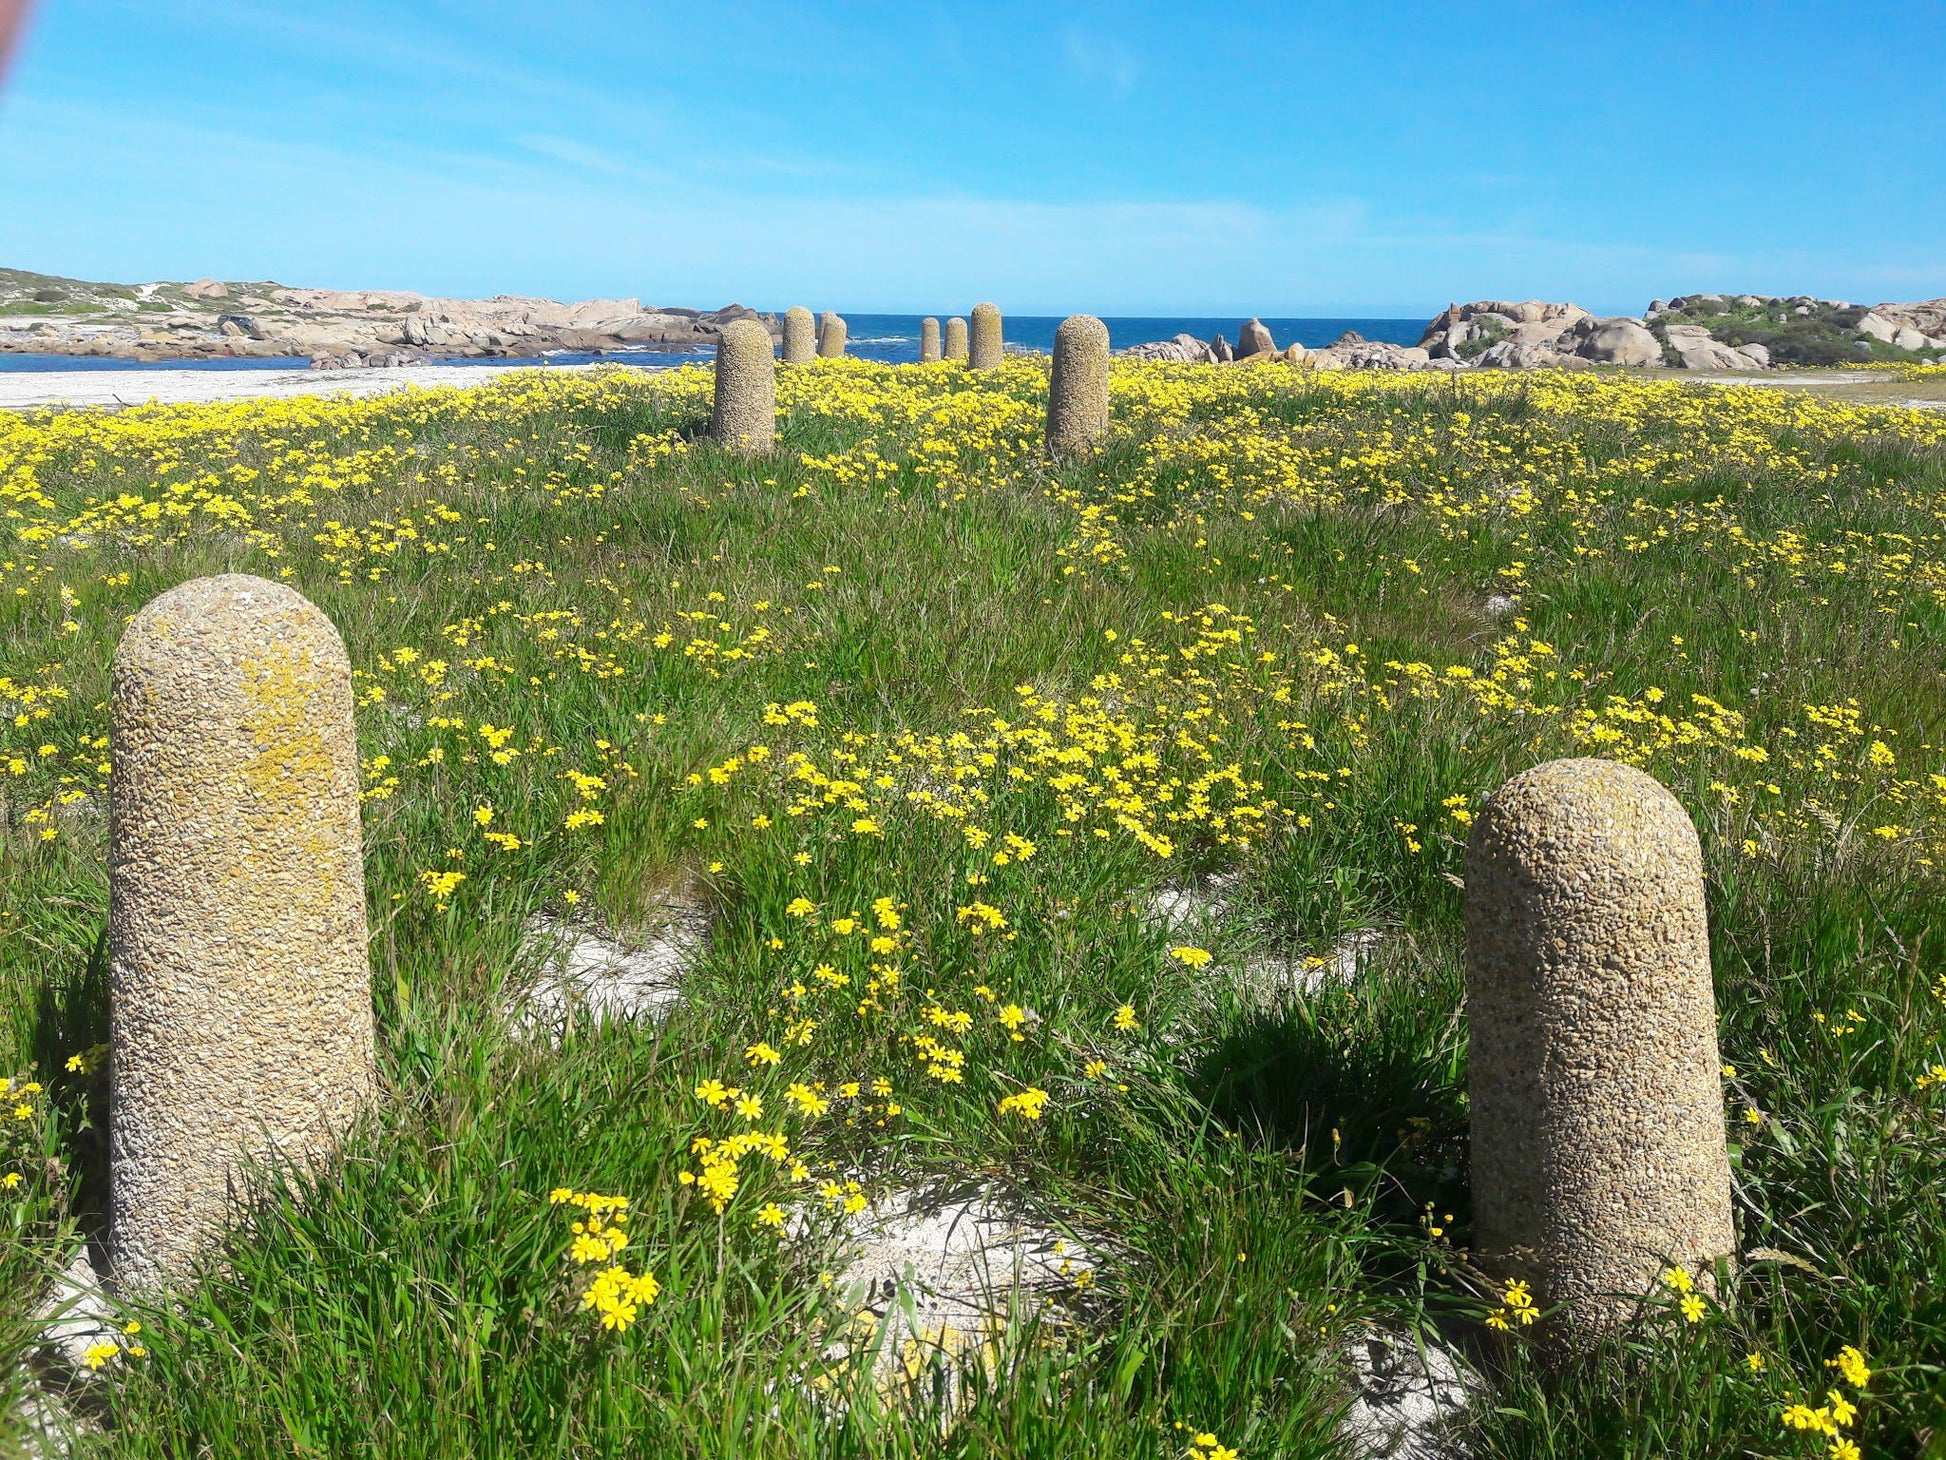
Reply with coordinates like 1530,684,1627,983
311,349,431,371
0,268,780,366
1662,325,1770,371
1118,332,1216,363
1473,340,1576,369
1653,293,1946,363
1311,331,1438,371
1872,298,1946,343
1420,299,1592,363
1855,311,1898,344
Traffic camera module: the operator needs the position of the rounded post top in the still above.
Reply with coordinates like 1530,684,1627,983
717,317,775,356
119,573,345,669
1470,756,1701,878
1055,314,1110,350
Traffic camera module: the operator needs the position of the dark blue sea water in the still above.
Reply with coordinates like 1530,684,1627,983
0,315,1422,373
828,315,1422,365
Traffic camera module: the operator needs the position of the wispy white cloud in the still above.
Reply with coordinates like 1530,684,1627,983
509,133,666,182
1062,26,1140,96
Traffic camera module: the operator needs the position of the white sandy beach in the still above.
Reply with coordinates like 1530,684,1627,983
0,360,624,411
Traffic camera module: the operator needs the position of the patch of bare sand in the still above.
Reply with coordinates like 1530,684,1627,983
0,361,630,411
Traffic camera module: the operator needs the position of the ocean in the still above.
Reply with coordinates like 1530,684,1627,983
0,315,1424,373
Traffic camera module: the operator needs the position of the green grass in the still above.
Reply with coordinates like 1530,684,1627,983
0,362,1942,1457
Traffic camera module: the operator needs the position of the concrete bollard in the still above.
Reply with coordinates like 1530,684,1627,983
781,306,816,365
817,311,847,359
919,317,941,363
1046,314,1111,456
969,302,1003,370
109,574,375,1289
1465,757,1734,1347
711,318,777,452
944,317,969,363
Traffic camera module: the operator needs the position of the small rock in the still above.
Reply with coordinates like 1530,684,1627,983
1236,318,1277,359
1210,333,1235,363
216,313,272,341
1574,318,1661,367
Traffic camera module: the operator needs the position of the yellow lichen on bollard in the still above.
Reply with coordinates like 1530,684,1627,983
1046,314,1110,456
944,317,969,363
919,317,941,363
109,574,375,1290
968,302,1003,370
711,318,777,452
817,311,848,359
1465,757,1735,1348
781,306,816,365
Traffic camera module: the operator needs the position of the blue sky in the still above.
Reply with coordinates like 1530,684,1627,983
0,2,1940,316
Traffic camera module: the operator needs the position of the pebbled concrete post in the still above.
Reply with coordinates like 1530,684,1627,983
781,306,816,365
1466,757,1734,1348
969,302,1003,370
711,318,776,452
109,574,375,1289
944,317,969,363
1046,314,1110,456
919,317,941,363
817,311,847,359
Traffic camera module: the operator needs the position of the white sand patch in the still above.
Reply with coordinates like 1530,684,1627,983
1142,870,1242,936
1142,877,1383,999
0,361,631,412
822,1186,1103,1400
1234,927,1386,1001
12,1248,117,1456
511,905,706,1037
32,1250,117,1387
9,1387,85,1459
1340,1328,1475,1460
